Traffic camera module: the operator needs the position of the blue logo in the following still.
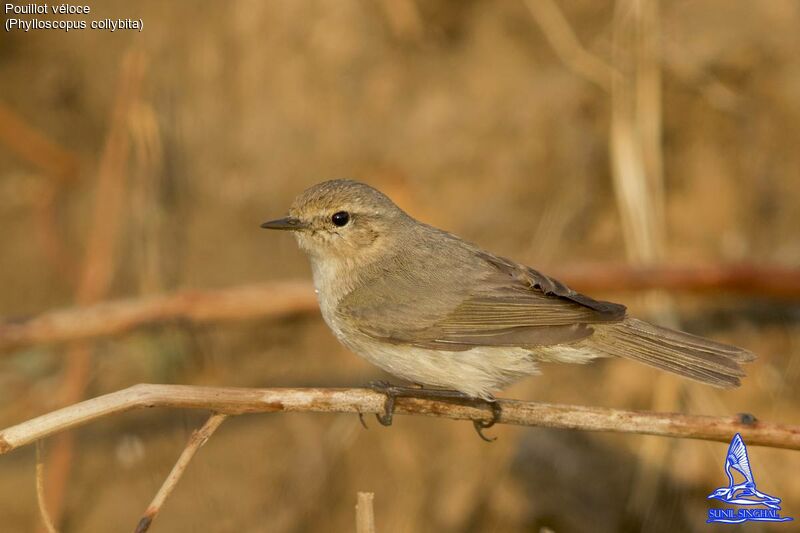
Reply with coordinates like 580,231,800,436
707,433,792,524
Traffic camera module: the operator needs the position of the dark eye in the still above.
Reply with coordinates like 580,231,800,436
331,211,350,227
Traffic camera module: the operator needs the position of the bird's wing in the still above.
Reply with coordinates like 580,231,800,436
338,249,626,351
727,434,755,483
473,253,627,318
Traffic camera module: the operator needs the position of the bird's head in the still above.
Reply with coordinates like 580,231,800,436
261,179,411,263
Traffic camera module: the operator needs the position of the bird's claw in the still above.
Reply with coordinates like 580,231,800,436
368,380,399,426
472,399,502,442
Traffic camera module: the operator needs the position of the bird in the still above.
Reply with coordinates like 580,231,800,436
708,433,782,509
261,179,755,438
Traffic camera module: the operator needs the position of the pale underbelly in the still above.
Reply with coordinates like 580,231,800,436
320,298,599,399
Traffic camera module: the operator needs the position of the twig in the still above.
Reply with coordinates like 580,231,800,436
2,263,799,354
35,442,58,533
0,385,798,454
0,102,81,184
524,0,619,91
0,103,82,281
134,413,227,533
356,492,376,533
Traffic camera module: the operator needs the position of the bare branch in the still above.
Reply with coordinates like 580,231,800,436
0,102,81,184
2,264,798,354
557,263,800,298
0,385,797,454
35,442,58,533
134,413,227,533
0,282,317,353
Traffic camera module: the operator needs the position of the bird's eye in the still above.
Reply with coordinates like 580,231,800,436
331,211,350,227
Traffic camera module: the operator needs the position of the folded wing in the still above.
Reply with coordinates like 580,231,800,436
337,249,626,351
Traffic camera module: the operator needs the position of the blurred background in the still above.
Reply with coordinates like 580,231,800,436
1,0,799,531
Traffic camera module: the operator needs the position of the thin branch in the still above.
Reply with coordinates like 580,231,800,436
609,0,667,267
524,0,619,91
556,263,800,297
35,442,58,533
0,282,317,353
2,264,798,354
0,102,83,281
134,413,227,533
0,385,797,454
0,101,81,184
356,492,376,533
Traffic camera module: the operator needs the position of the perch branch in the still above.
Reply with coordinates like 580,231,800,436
2,263,799,354
0,385,798,454
134,413,227,533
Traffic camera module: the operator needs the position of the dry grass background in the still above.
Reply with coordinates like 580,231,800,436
1,1,799,531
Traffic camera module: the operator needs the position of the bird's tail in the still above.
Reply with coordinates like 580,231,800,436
592,318,756,388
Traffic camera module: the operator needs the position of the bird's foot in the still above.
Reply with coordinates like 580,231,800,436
364,381,502,442
367,380,467,425
365,380,405,426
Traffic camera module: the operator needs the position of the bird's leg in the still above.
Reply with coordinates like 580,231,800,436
366,381,502,442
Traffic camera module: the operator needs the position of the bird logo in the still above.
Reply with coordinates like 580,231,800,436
707,433,793,523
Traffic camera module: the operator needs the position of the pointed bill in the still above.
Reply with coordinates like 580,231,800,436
260,217,306,231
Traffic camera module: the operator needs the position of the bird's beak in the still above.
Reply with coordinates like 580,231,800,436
260,217,306,231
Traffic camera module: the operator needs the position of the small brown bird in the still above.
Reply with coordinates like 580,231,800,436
262,180,754,436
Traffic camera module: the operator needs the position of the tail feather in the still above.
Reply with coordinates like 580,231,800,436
592,318,756,388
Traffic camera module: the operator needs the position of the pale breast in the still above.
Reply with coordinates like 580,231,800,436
309,257,357,343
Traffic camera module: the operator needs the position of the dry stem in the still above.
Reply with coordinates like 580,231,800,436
356,492,376,533
0,282,317,353
134,413,228,533
35,442,58,533
0,102,80,184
